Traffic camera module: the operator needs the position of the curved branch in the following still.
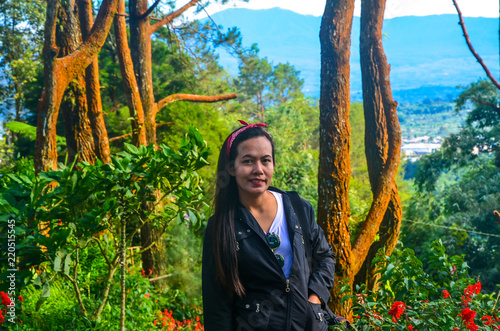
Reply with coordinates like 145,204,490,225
452,0,500,90
351,100,401,275
109,122,174,142
137,0,161,20
56,0,119,84
150,0,200,34
471,97,500,116
156,92,237,112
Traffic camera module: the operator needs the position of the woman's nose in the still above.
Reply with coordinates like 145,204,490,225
252,161,264,173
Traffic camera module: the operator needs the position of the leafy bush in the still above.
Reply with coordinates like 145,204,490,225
0,126,209,329
343,240,500,330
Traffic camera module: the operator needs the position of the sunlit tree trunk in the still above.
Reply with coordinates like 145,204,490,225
318,0,355,317
355,0,402,291
319,0,401,317
114,0,147,146
35,0,118,173
129,0,156,146
79,0,111,164
57,0,96,165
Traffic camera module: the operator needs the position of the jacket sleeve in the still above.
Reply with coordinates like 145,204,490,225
202,223,234,330
304,200,336,305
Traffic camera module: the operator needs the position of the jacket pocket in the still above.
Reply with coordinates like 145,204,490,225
307,302,329,331
234,300,270,331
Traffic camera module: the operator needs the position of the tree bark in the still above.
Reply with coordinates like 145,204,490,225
57,0,97,165
114,0,147,146
319,0,402,317
129,0,157,146
79,0,111,164
35,0,119,173
318,0,355,317
156,93,237,111
355,0,402,290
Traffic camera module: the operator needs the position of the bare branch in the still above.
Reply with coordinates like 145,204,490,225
116,12,162,21
471,97,500,116
104,103,122,116
150,0,199,34
156,92,237,112
109,122,175,142
452,0,500,90
137,0,161,20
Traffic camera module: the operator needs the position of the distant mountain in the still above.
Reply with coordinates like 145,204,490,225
206,8,499,102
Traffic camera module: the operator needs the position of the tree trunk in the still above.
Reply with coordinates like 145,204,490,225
57,0,97,165
129,0,157,146
128,0,167,288
79,0,111,164
318,0,355,317
319,0,402,317
35,0,119,173
355,0,402,291
114,0,147,146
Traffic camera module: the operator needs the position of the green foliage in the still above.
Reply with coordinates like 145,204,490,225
347,240,500,330
405,79,500,293
0,127,210,328
414,79,499,192
265,97,319,206
0,0,45,119
402,159,500,293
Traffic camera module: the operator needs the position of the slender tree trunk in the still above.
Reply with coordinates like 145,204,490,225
355,0,402,290
318,0,355,317
129,0,157,146
120,217,126,331
114,0,147,146
129,0,167,288
79,0,111,164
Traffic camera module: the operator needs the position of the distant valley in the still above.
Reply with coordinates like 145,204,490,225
205,8,499,103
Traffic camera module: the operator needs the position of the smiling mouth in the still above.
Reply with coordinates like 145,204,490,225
250,179,265,183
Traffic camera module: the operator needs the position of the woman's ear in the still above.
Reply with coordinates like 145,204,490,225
226,161,235,176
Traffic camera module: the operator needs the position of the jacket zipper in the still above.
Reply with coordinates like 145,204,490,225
285,278,292,329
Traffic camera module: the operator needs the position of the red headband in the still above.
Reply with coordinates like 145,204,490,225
226,120,268,158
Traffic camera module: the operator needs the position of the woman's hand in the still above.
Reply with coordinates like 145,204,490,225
308,293,321,304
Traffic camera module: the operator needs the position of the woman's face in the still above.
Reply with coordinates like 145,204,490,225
229,136,274,199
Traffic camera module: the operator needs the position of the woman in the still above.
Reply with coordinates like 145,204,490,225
202,120,336,330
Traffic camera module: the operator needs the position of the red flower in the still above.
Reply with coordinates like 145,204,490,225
483,315,500,327
408,325,415,330
0,292,11,307
389,301,406,321
0,310,4,324
459,308,478,330
443,290,451,299
464,281,482,302
18,296,23,302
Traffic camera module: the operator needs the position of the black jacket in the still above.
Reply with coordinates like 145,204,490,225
202,188,336,331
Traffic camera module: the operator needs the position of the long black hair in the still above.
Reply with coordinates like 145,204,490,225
209,125,275,297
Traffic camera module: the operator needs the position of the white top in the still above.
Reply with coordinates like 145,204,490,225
268,191,293,279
